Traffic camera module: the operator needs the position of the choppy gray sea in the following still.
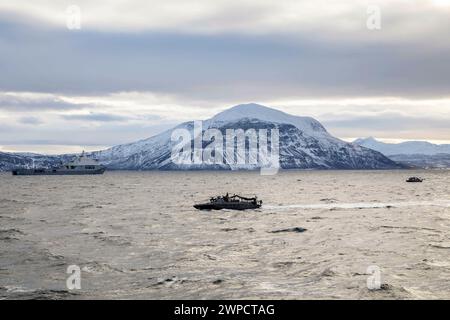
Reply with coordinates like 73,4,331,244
1,170,450,299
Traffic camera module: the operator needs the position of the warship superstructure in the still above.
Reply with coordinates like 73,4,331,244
12,152,105,176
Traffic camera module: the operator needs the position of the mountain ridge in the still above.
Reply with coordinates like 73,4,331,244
354,137,450,156
354,136,450,169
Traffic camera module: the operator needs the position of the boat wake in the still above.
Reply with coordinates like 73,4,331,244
264,200,450,210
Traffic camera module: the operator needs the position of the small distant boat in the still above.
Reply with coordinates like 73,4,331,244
12,152,105,176
194,193,262,210
406,177,423,183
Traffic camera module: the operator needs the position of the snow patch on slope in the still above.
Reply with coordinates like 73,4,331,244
206,103,328,135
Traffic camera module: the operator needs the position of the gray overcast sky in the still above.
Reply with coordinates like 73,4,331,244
0,0,449,153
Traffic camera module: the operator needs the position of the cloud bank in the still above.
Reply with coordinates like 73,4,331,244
0,0,449,152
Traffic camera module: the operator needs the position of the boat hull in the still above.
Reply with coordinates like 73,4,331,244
194,202,261,210
12,168,106,176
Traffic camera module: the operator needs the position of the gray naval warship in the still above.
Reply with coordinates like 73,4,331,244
194,193,262,210
12,152,106,176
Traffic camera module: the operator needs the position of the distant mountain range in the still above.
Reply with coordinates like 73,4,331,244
353,137,450,156
354,137,450,169
0,104,406,171
0,152,75,172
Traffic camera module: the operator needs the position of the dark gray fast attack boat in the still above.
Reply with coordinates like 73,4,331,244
406,176,423,183
194,193,262,210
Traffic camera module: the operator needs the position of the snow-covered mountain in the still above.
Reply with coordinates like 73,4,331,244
354,137,450,156
354,137,450,169
0,151,74,172
0,104,402,171
206,103,328,136
388,154,450,169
